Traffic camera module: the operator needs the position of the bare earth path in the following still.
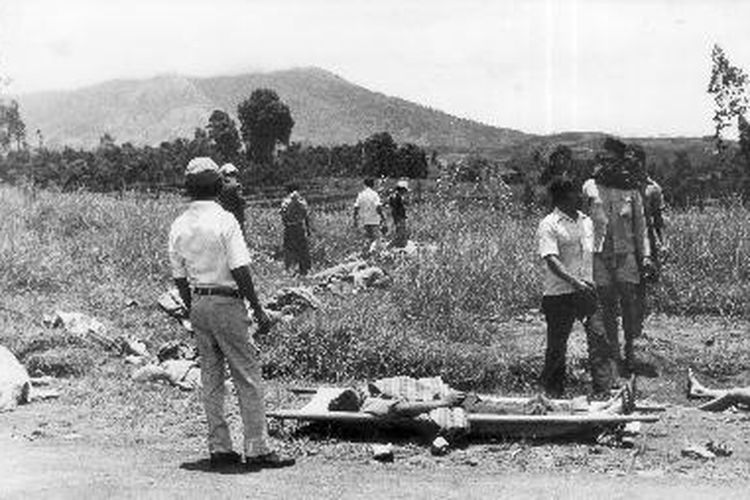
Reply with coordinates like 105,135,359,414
1,434,747,500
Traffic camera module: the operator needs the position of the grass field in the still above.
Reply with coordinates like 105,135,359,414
0,183,748,393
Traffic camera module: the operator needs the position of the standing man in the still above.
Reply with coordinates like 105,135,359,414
280,183,312,276
353,178,386,254
626,144,665,324
218,163,247,236
168,157,294,470
538,178,612,397
388,179,410,248
584,138,653,379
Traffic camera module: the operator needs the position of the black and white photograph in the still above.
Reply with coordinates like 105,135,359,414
1,0,748,498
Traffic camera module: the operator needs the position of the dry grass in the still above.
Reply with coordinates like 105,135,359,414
0,184,748,393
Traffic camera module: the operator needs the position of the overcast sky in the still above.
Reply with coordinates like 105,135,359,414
1,0,749,137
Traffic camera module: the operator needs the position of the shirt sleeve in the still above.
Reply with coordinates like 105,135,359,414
538,218,559,258
354,192,362,208
223,216,252,270
167,225,188,279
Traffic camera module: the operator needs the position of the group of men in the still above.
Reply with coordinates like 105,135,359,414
167,159,413,469
166,139,661,470
537,138,664,398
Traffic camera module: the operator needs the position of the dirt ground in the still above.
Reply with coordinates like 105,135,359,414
2,314,750,499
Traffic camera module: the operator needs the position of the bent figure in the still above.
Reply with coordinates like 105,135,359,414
687,368,750,412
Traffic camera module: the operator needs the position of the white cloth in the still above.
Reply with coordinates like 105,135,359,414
354,187,382,225
538,208,594,296
168,201,251,288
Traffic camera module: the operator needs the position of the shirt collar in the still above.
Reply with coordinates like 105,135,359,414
188,200,221,210
552,207,580,223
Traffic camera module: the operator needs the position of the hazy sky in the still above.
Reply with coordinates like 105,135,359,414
1,0,749,137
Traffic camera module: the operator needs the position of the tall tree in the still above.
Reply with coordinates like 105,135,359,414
207,110,241,164
237,89,294,165
708,44,748,152
0,99,26,152
362,131,396,177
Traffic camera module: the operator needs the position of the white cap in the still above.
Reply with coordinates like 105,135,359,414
396,180,410,191
185,157,219,176
219,163,239,175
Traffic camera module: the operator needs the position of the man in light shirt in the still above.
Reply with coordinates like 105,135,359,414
352,178,386,252
168,157,294,470
538,178,613,398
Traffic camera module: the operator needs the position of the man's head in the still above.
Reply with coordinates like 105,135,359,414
185,157,222,200
548,177,578,213
219,163,239,179
286,182,300,194
364,178,375,188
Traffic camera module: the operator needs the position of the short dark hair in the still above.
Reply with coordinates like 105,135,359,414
364,178,375,188
548,177,577,207
185,171,223,200
603,137,627,158
286,182,300,193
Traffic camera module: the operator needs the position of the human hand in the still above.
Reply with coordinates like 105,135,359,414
444,391,467,406
254,309,273,337
573,279,595,292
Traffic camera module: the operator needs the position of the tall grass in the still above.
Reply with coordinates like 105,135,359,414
0,184,748,389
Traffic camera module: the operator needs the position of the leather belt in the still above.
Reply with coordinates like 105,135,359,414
192,287,242,299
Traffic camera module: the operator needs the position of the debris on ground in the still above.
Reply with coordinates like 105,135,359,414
0,345,31,412
132,359,201,391
156,340,197,363
681,443,716,460
157,289,192,332
705,440,733,457
430,436,450,456
116,336,149,358
371,443,394,462
265,286,322,316
43,311,116,350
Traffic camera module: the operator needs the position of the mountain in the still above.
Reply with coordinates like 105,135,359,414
16,67,529,150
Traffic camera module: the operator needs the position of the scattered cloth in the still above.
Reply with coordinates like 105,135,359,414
265,287,322,315
43,311,116,350
132,359,201,391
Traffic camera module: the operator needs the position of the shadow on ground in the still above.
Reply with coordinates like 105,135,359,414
179,458,260,475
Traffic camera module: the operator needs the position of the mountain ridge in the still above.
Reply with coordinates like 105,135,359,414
16,67,530,150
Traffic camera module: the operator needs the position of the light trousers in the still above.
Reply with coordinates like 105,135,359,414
191,295,270,457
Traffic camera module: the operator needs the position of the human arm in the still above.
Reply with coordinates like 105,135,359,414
543,255,594,291
173,277,191,314
231,266,271,332
631,192,653,270
390,392,466,417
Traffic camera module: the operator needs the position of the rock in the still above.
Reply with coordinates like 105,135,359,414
430,436,450,456
372,443,394,463
0,345,31,412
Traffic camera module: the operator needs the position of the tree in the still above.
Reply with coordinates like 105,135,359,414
708,44,748,152
207,110,241,164
395,143,428,178
237,89,294,164
362,132,397,177
0,99,26,152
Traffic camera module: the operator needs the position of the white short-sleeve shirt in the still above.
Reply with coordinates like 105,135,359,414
537,208,594,296
168,200,251,289
354,187,382,225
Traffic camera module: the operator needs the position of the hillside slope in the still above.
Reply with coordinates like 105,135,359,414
17,67,528,150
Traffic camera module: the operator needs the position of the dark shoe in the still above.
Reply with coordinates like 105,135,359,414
209,451,243,468
245,451,296,469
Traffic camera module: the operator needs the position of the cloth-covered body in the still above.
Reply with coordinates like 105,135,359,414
0,346,31,412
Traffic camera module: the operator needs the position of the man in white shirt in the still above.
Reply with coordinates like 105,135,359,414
168,157,294,470
538,178,613,397
352,178,386,252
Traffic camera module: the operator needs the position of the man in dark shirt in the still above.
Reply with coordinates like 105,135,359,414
218,163,247,236
388,180,409,248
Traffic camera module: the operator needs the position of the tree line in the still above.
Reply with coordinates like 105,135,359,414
0,88,429,193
